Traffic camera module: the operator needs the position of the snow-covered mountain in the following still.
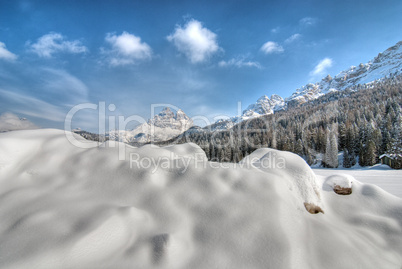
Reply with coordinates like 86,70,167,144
286,41,402,106
243,94,285,117
109,107,193,143
206,95,285,131
210,40,402,129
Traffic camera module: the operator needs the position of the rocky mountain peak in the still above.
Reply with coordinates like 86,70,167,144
242,94,285,118
148,107,192,129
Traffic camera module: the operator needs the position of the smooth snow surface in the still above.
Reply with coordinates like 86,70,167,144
1,129,402,269
314,167,402,198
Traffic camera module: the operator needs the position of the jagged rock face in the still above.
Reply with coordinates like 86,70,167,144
109,108,193,143
204,94,285,131
149,107,176,126
245,95,274,115
148,108,192,130
242,95,285,118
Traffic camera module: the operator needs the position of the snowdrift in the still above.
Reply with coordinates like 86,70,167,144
0,129,401,268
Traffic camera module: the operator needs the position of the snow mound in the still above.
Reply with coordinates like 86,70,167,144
241,148,322,211
326,174,354,189
0,129,402,268
324,174,354,195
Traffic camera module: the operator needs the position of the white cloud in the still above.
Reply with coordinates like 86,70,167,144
300,17,317,26
285,33,301,44
260,41,284,54
219,57,261,69
167,19,220,63
0,112,38,132
28,32,87,58
104,31,152,66
310,58,333,77
0,42,17,61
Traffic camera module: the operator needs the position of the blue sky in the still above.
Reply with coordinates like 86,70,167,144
1,0,402,131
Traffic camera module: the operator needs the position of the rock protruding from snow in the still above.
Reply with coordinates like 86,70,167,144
109,107,193,143
325,174,354,195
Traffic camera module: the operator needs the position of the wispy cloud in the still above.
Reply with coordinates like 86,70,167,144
271,27,280,34
285,33,301,44
0,42,17,61
260,41,284,54
167,19,220,63
299,17,317,26
0,89,66,122
310,58,333,77
40,68,89,104
27,32,87,58
103,31,152,66
0,64,90,125
218,57,261,69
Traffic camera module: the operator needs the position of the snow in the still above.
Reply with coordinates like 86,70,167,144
241,148,322,208
325,174,354,189
1,129,402,268
313,167,402,198
241,94,285,119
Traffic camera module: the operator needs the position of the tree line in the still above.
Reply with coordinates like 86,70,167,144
156,75,402,168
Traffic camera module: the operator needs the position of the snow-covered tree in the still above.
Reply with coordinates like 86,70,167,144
323,130,338,168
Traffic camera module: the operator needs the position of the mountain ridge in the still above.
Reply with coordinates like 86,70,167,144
209,40,402,130
108,41,402,140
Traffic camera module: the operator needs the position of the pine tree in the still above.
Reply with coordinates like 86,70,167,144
358,142,366,166
366,140,377,166
323,131,338,168
343,148,352,168
295,139,304,156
